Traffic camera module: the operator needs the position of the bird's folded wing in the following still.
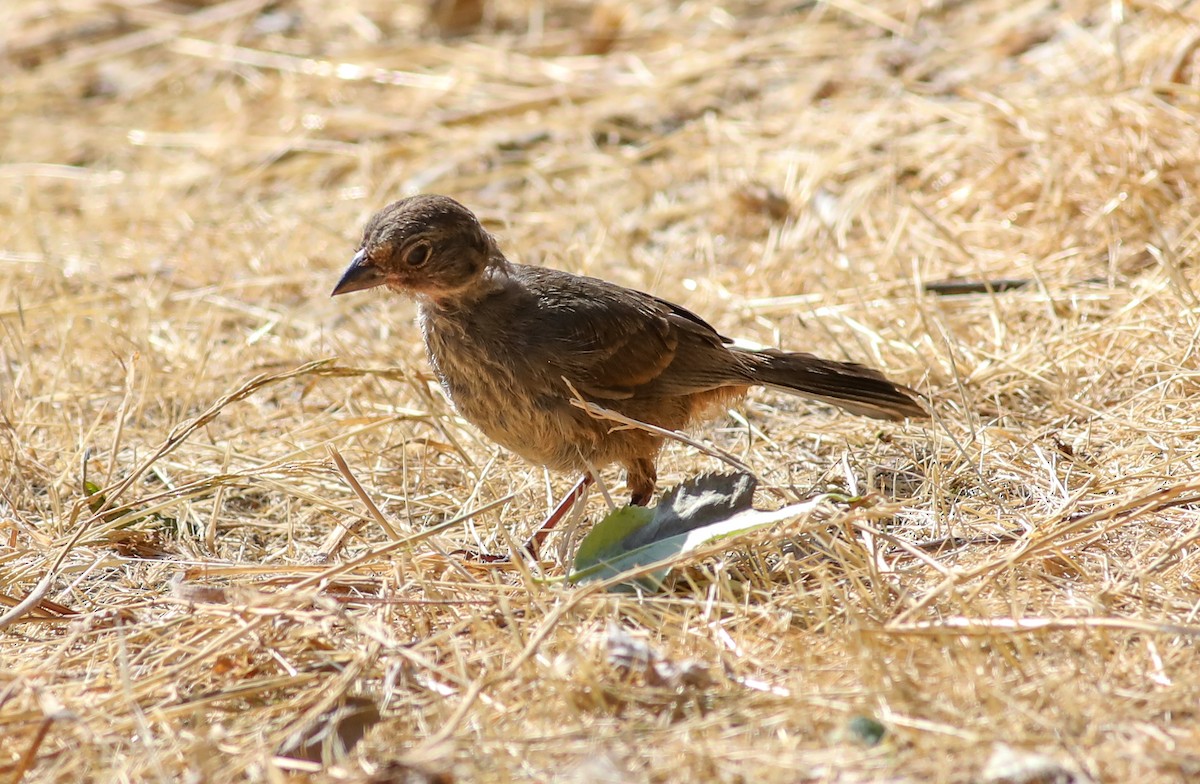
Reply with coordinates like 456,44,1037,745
521,269,736,400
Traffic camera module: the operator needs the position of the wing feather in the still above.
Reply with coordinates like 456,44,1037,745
515,266,740,400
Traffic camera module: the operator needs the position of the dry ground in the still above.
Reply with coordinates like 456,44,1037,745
4,0,1200,781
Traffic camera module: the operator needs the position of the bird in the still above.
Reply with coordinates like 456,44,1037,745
332,194,927,537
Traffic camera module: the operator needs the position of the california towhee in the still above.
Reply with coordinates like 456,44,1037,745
333,194,926,510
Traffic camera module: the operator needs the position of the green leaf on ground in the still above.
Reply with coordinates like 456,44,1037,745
83,480,106,513
846,715,887,746
569,472,835,591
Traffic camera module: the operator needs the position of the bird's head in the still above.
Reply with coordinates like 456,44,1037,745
331,194,496,300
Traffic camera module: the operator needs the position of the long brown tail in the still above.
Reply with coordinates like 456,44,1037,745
743,349,928,420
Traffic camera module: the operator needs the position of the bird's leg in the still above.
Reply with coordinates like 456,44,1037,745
456,474,593,563
626,458,657,506
524,473,594,557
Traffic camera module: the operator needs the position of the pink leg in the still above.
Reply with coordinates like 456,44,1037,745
460,474,594,562
525,474,594,558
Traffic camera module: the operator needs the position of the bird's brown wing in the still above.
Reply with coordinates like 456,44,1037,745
516,265,742,400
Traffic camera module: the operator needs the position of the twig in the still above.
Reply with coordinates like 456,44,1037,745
922,278,1031,296
562,378,754,475
327,445,401,543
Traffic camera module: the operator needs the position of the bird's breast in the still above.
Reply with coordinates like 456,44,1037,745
418,305,583,470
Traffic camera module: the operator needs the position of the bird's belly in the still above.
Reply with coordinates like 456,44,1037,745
422,321,589,472
454,383,571,468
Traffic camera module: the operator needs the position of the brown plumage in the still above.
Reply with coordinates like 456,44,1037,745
332,194,927,506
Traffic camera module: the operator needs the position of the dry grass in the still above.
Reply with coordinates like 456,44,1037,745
4,0,1200,780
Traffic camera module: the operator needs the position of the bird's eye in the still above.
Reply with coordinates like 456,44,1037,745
406,242,431,267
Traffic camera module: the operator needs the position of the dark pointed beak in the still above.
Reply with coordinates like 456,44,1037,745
331,249,385,296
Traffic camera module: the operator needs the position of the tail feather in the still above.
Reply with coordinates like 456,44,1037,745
744,349,927,420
